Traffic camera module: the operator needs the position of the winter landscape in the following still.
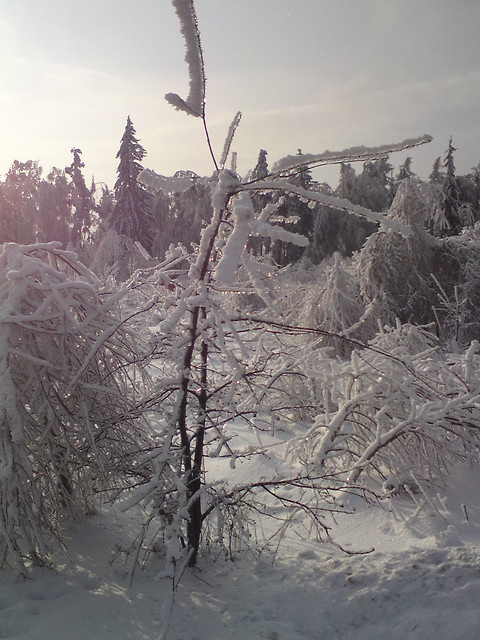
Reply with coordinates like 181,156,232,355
2,1,480,639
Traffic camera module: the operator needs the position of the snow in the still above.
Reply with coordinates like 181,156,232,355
271,135,433,174
166,0,205,118
243,179,413,236
214,192,253,284
220,112,242,170
1,453,480,640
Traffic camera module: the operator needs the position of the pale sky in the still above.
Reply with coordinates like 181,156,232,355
1,0,479,187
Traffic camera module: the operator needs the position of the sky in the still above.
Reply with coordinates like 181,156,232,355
0,0,479,188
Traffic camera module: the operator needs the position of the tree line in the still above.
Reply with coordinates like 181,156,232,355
1,118,479,272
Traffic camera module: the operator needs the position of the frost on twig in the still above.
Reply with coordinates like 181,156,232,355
244,179,412,236
166,0,205,118
271,135,432,173
220,111,242,169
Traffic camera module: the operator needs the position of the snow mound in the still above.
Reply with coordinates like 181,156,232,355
2,491,480,640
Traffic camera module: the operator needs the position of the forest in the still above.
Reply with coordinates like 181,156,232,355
1,1,480,639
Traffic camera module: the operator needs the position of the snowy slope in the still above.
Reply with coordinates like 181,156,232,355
2,464,480,640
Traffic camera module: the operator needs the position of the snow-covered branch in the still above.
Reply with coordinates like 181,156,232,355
271,134,432,173
166,0,205,117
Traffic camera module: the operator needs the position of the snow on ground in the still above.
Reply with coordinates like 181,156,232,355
2,463,480,640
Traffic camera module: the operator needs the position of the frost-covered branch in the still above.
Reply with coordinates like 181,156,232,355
271,135,432,174
165,0,205,118
243,179,412,236
220,111,242,169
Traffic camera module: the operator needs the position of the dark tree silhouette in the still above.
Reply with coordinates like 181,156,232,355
65,148,95,246
110,116,154,253
442,137,462,236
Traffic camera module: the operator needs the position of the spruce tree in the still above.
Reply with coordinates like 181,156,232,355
110,116,154,253
271,149,315,265
37,168,72,245
442,137,462,235
396,157,414,182
65,148,95,245
251,148,269,181
249,149,271,256
429,157,443,185
337,162,356,201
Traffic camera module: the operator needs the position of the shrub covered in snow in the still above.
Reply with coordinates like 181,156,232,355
0,242,152,570
287,322,480,503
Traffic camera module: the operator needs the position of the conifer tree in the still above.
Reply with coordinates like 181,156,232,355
471,163,480,217
442,137,462,235
251,148,269,181
396,157,414,182
355,157,393,212
429,156,443,185
65,148,95,246
37,168,72,245
337,162,356,201
1,160,42,244
110,116,154,253
248,149,271,255
270,149,315,265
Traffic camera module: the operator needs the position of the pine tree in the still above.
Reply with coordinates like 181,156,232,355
269,149,316,265
355,157,393,212
337,162,356,201
37,168,72,245
294,148,313,190
442,137,462,236
1,160,42,244
472,163,480,218
396,157,415,182
249,149,271,256
65,148,95,246
110,116,154,253
429,156,443,185
251,148,269,181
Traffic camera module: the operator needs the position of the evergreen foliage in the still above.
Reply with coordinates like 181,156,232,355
441,137,462,236
429,156,443,185
37,168,72,245
110,116,154,253
395,157,415,184
1,160,42,244
65,148,95,245
251,149,269,181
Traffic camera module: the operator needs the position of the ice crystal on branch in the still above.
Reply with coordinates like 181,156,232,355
271,135,433,174
166,0,205,118
220,111,242,169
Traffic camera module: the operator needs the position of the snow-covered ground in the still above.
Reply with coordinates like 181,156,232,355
2,463,480,640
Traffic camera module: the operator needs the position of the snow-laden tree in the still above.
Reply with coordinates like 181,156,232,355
0,160,42,244
352,157,393,212
441,137,462,236
0,242,153,571
337,162,356,201
287,322,480,508
356,179,441,325
430,225,480,347
37,168,72,245
396,156,415,183
429,156,443,185
298,253,376,357
65,148,95,246
125,0,433,583
110,116,154,254
251,149,269,181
